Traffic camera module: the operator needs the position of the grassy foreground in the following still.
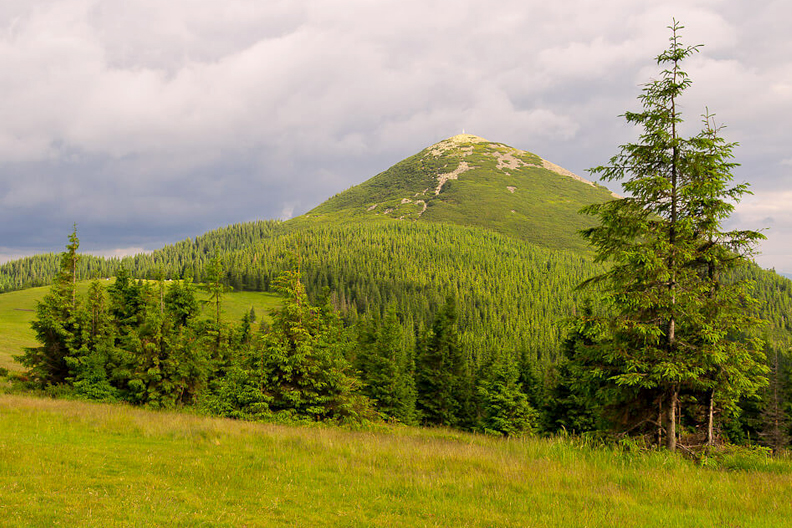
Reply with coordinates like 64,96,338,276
0,395,791,527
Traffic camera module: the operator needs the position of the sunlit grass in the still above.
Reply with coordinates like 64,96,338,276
0,286,45,372
1,394,791,527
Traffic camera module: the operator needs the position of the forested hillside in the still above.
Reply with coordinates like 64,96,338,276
0,220,283,292
221,221,599,364
5,218,791,371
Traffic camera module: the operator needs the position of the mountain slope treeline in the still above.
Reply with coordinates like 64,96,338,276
14,231,537,432
0,220,282,293
13,224,792,444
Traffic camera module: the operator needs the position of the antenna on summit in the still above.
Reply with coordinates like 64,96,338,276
462,128,465,134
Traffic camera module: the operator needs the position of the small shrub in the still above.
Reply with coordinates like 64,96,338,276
697,444,784,472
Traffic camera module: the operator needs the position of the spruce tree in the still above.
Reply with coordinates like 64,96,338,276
164,276,199,327
71,279,118,401
760,350,790,452
17,226,85,385
580,21,766,450
203,253,228,325
416,296,468,426
476,351,536,436
262,267,365,421
356,306,417,424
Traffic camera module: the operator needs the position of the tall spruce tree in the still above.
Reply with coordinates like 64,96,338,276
416,296,469,426
17,226,85,385
355,306,417,424
579,21,766,451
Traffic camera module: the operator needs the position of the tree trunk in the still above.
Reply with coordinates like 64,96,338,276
72,254,77,309
664,389,678,451
677,397,682,446
707,388,715,446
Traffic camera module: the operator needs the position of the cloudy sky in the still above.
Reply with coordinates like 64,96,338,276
1,0,790,272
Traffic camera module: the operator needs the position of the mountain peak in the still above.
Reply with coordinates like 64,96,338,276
304,135,617,251
428,134,488,155
429,134,597,187
445,133,489,143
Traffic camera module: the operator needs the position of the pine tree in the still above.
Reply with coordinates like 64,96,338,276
261,266,366,421
416,296,468,426
476,351,537,436
164,276,199,327
580,21,766,451
760,350,790,452
355,306,417,424
203,253,229,325
71,279,118,401
17,226,85,385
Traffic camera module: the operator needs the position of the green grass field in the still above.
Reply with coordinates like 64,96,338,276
0,283,281,373
0,287,44,372
0,394,790,527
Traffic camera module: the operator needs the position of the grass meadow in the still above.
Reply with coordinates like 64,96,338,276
0,287,42,372
1,394,791,527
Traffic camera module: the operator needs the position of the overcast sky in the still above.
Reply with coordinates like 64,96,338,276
1,0,790,272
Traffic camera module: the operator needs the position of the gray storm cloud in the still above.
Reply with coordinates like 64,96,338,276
0,0,790,271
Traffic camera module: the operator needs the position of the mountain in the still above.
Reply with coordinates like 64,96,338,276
3,134,792,443
2,134,790,363
0,134,613,291
302,134,616,252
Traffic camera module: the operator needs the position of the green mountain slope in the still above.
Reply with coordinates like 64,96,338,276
304,134,616,252
221,221,600,363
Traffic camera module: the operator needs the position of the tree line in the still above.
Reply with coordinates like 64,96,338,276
16,230,541,434
14,224,792,448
